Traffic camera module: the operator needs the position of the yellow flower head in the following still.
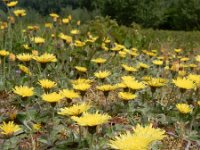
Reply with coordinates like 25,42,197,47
0,50,9,57
16,53,32,62
31,37,45,44
50,13,59,19
59,89,80,99
138,62,150,69
9,53,16,61
38,79,57,89
59,33,73,44
13,9,26,17
33,53,57,63
197,101,200,106
32,123,41,131
58,103,91,116
123,79,146,91
74,40,85,47
41,92,63,103
94,70,111,79
195,55,200,62
174,48,182,53
122,64,137,72
71,78,92,85
96,84,116,91
70,29,80,35
0,121,21,136
152,60,163,66
73,83,91,91
118,92,137,101
62,18,69,24
187,74,200,87
176,103,192,114
75,66,87,73
173,78,196,90
144,77,167,88
109,124,166,150
91,58,106,64
7,1,18,7
71,111,111,126
18,64,32,76
118,51,127,58
13,85,34,97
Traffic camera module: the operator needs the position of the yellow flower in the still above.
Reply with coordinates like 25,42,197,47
176,103,192,114
195,55,200,62
91,58,106,64
187,74,200,87
118,92,137,101
13,85,34,97
32,123,41,131
96,84,116,91
94,70,111,79
38,79,57,89
133,124,166,142
180,57,189,62
75,66,87,73
197,101,200,106
118,51,127,58
59,89,80,99
0,121,21,136
50,13,59,19
109,132,150,150
74,40,85,47
33,53,57,63
41,92,63,103
71,111,111,126
71,78,92,85
109,124,166,150
62,18,69,24
73,83,91,91
31,37,45,44
0,50,9,57
122,64,137,72
59,33,73,44
18,64,32,76
58,103,91,116
173,78,196,90
152,60,163,66
138,62,150,69
7,1,18,7
13,9,26,17
70,29,80,35
144,77,167,88
16,53,32,62
123,79,146,91
45,23,53,28
174,48,182,53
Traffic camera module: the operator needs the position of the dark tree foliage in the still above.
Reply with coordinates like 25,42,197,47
1,0,200,30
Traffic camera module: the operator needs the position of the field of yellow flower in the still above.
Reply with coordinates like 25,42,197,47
0,1,200,150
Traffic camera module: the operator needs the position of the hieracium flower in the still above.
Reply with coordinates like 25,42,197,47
13,9,26,17
41,92,63,103
118,92,137,101
59,89,80,100
18,64,32,76
13,85,34,97
33,53,57,63
38,79,57,89
173,78,196,90
16,53,32,62
58,103,91,116
94,70,111,79
176,103,192,114
0,121,21,136
75,66,87,73
109,124,166,150
0,50,9,57
71,111,111,127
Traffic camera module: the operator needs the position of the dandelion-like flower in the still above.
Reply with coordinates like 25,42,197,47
59,89,80,99
0,121,21,136
75,66,87,73
118,92,137,101
91,58,106,64
0,50,9,57
73,83,91,91
109,124,166,150
13,85,34,97
195,55,200,62
7,1,18,7
176,103,192,114
71,111,111,126
13,9,26,17
16,53,32,62
94,70,111,79
58,103,91,116
152,60,163,66
18,64,32,76
38,79,57,89
173,78,196,90
41,92,63,103
33,53,57,63
31,37,45,44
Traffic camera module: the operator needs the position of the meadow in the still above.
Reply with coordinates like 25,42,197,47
0,1,200,150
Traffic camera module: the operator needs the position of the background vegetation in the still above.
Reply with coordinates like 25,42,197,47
1,0,200,30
